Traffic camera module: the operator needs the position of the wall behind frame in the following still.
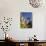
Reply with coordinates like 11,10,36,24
0,0,46,40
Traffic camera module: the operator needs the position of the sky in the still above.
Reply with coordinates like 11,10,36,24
21,12,32,21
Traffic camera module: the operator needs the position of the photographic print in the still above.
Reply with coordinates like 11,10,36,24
20,12,32,28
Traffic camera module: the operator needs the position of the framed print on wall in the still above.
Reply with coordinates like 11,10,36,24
20,12,32,28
